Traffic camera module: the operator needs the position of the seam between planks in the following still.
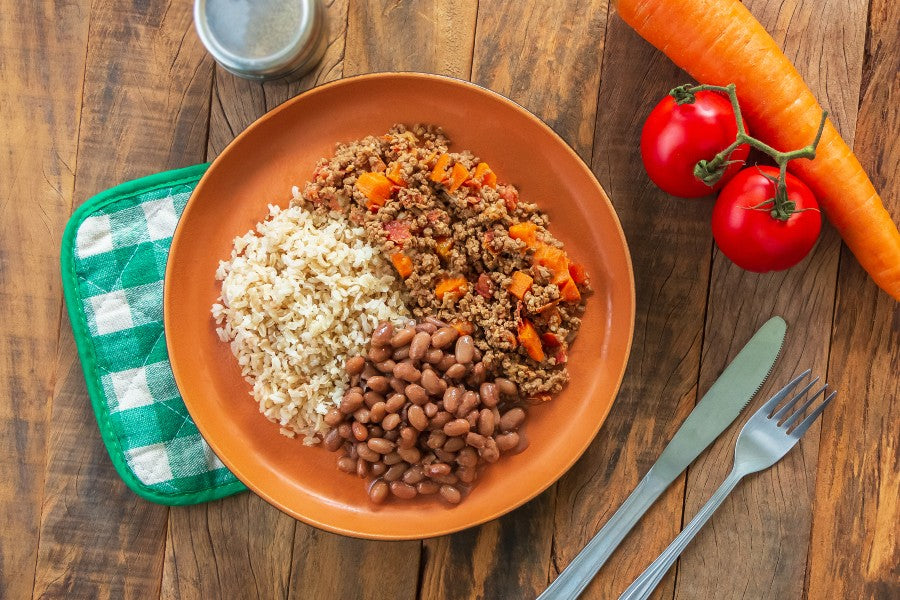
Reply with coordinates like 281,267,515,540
801,0,873,595
30,1,96,596
671,234,717,600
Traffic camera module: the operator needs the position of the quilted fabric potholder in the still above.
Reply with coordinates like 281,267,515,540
60,164,246,505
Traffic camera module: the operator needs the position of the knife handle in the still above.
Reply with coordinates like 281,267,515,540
537,469,669,600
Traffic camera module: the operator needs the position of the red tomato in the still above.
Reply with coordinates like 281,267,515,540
641,91,750,198
712,166,821,272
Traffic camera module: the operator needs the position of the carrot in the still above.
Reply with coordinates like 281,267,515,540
435,236,453,261
508,271,534,299
390,252,413,278
618,0,900,300
385,162,406,186
435,276,467,300
559,278,582,303
355,172,393,207
517,319,545,362
430,154,452,182
448,162,469,192
509,222,539,248
533,244,571,285
568,262,588,285
473,162,498,188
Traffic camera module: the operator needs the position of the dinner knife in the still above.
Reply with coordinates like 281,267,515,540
537,316,787,600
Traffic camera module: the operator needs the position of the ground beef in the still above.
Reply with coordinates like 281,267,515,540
296,124,591,398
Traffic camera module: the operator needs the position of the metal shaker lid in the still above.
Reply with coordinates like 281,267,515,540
194,0,326,80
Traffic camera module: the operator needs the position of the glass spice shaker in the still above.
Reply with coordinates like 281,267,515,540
194,0,326,81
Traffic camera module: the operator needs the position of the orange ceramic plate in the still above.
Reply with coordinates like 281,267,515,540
165,73,634,540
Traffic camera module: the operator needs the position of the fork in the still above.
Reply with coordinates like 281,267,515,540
619,369,835,600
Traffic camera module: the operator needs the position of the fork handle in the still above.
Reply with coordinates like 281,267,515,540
537,469,669,600
619,468,744,600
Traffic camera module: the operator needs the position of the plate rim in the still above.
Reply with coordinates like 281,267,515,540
164,71,636,539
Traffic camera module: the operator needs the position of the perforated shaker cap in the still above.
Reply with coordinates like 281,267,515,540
194,0,326,80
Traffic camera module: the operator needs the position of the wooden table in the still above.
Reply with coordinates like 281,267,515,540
4,1,897,598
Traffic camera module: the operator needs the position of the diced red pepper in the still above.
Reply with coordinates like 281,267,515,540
541,333,567,363
499,185,518,211
384,220,411,244
540,332,562,347
475,273,494,299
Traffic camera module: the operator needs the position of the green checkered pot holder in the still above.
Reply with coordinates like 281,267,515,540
60,164,246,505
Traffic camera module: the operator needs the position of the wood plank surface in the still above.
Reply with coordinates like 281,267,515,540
807,0,900,596
0,2,90,598
31,1,214,598
548,4,715,598
673,1,868,599
344,0,477,78
419,2,613,598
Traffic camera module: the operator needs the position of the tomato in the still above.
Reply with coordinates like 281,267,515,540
712,166,821,272
641,91,750,198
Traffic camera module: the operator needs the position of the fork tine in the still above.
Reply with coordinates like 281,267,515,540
790,390,837,439
760,369,811,417
772,377,820,421
782,384,827,429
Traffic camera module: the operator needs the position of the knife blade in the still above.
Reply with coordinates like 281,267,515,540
537,316,786,600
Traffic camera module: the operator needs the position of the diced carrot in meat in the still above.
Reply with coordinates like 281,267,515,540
508,271,533,299
475,273,494,299
452,320,475,335
509,222,538,248
384,220,411,243
448,162,469,192
473,162,497,188
533,244,571,284
391,252,413,278
559,278,582,302
356,172,393,207
430,154,452,182
517,319,545,362
435,276,468,300
435,237,453,261
386,162,406,186
534,299,561,314
568,262,588,285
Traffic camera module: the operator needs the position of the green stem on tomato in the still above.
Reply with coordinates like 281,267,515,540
670,83,828,221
